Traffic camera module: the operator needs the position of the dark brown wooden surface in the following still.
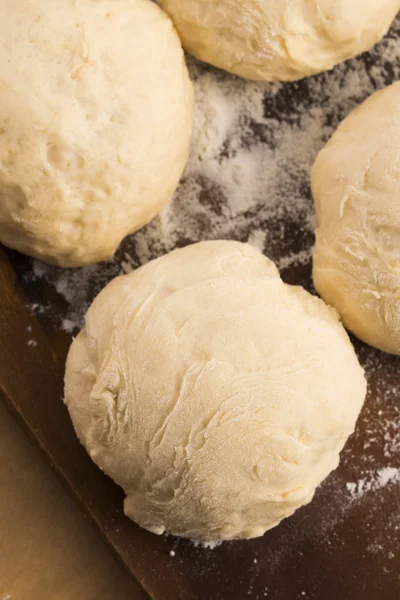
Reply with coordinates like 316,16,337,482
1,24,400,599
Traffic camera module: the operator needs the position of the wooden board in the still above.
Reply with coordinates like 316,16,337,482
1,26,400,600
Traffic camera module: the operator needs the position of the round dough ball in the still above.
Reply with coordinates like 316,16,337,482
158,0,400,82
65,240,366,541
0,0,193,267
313,83,400,355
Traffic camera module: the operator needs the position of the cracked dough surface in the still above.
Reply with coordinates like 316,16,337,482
0,0,193,267
313,82,400,355
65,240,366,541
158,0,400,81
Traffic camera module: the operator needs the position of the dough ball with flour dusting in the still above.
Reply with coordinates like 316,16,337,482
313,83,400,355
65,240,366,541
0,0,193,267
158,0,400,81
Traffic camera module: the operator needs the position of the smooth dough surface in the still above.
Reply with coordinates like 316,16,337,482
158,0,400,81
65,240,366,541
0,0,193,267
313,83,400,355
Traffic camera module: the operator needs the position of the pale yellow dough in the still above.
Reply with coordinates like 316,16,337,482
313,82,400,355
0,0,193,267
65,240,366,541
158,0,400,81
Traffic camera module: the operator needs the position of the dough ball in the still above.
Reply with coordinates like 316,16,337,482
0,0,193,267
313,83,400,355
65,240,366,541
158,0,400,82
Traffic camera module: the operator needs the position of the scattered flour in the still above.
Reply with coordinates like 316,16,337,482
62,319,77,334
346,467,400,500
192,540,223,550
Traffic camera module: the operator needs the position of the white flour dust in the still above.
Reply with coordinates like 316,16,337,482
346,467,400,500
192,540,222,550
